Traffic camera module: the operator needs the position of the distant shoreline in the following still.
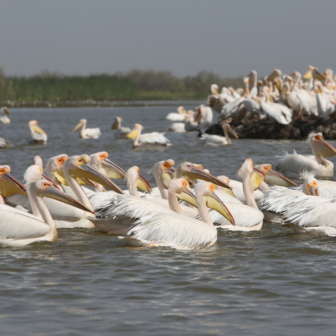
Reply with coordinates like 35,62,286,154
0,100,204,108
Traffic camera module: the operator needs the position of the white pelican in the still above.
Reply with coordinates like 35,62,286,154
72,119,101,139
0,107,11,124
166,106,188,121
194,105,213,132
0,166,93,246
28,120,47,145
200,123,238,145
184,110,199,132
126,124,171,149
6,155,123,229
276,132,336,178
122,180,234,250
0,137,10,148
167,122,186,132
111,116,131,139
208,159,265,231
89,162,232,235
247,70,258,98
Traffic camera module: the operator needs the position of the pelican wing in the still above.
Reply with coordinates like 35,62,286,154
243,99,260,113
83,127,101,139
124,211,217,250
0,204,49,239
284,197,336,228
221,97,244,117
166,113,186,121
167,123,186,132
276,152,324,174
139,132,170,145
260,102,291,125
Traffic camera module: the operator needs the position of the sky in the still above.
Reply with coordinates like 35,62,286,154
1,0,336,78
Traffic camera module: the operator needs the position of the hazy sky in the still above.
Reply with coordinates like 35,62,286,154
1,0,336,78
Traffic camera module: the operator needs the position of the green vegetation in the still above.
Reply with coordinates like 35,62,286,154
0,68,243,105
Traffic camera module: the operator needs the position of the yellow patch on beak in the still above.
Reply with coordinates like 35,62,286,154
126,128,140,139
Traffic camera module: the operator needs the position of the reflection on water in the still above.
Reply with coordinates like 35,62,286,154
0,106,336,335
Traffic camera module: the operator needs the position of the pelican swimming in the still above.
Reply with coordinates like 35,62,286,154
0,165,93,246
0,137,10,148
276,132,336,178
167,122,186,132
122,180,234,250
200,123,238,145
126,124,171,149
111,116,131,139
6,155,123,229
72,119,101,139
0,107,11,124
166,106,188,121
208,159,265,231
89,162,232,235
28,120,47,145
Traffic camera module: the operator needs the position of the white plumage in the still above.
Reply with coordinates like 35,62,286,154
72,119,101,139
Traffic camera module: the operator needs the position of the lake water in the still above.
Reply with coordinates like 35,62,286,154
0,106,336,335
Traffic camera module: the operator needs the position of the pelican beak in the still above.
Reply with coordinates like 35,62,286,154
266,71,278,82
313,136,336,158
176,187,198,207
186,167,232,190
32,125,46,134
70,164,125,194
161,168,175,188
313,70,326,81
137,174,152,193
303,70,312,79
250,168,266,190
126,128,140,139
308,186,319,196
226,125,239,139
72,123,82,132
42,173,63,189
37,185,95,213
205,191,235,225
264,170,297,187
100,159,126,179
0,173,27,197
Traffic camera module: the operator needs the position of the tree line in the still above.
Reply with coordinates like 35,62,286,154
0,68,243,102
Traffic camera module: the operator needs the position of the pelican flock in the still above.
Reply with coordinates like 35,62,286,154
2,65,336,250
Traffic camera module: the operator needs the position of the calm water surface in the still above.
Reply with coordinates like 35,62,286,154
0,106,336,335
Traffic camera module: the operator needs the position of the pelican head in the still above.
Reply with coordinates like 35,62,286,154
266,68,282,83
168,178,196,201
211,84,219,95
126,166,152,194
1,107,11,115
248,70,257,80
308,132,336,158
195,181,235,225
64,155,124,194
72,119,86,132
33,179,94,213
112,116,122,130
90,152,126,180
176,162,232,190
237,158,266,184
301,171,319,196
0,165,27,197
254,164,297,187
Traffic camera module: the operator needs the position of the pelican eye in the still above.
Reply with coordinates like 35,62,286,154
209,184,215,192
314,135,323,140
136,167,140,173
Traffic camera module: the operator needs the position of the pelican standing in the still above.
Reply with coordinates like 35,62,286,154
72,119,101,139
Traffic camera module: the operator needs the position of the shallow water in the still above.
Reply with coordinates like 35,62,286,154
0,106,336,335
